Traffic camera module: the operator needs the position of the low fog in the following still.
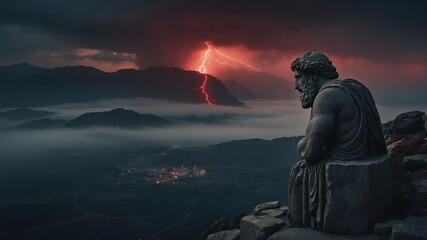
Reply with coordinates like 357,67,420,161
1,97,426,163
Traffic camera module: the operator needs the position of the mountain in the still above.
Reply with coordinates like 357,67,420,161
222,79,257,100
0,108,53,120
0,64,243,108
216,69,298,100
0,63,46,81
64,108,171,128
11,118,66,129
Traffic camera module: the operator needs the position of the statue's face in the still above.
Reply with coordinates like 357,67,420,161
294,69,318,109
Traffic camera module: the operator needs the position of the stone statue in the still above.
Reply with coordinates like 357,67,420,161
288,51,390,234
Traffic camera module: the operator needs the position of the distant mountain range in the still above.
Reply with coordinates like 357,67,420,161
12,118,67,129
0,108,53,120
0,63,243,108
64,108,171,129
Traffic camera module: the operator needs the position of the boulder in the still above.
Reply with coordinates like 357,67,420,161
260,206,288,218
267,228,385,240
392,111,425,134
323,155,393,234
240,215,285,240
229,212,246,229
206,229,240,240
402,154,427,170
375,217,427,237
374,219,402,236
400,179,427,216
200,218,229,240
253,201,281,215
390,217,427,240
423,115,427,134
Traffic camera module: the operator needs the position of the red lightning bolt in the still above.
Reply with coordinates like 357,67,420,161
198,42,213,104
197,42,259,105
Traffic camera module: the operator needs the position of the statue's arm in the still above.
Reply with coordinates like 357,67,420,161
300,88,342,163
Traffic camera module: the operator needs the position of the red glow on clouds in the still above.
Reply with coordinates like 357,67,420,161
194,42,260,75
194,42,266,104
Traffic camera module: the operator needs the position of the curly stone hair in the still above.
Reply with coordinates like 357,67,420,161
290,51,339,80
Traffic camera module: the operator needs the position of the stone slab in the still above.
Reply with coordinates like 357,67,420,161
323,155,393,234
267,228,385,240
391,217,427,240
206,229,240,240
240,215,285,240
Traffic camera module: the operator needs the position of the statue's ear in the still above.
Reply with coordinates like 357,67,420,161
312,72,319,81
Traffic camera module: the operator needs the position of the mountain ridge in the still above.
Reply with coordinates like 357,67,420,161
0,64,243,108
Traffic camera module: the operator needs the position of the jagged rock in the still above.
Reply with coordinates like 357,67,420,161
423,115,427,134
260,209,287,218
390,111,425,135
229,212,246,229
240,215,285,240
391,217,427,240
374,219,402,236
402,154,427,170
375,217,427,237
253,201,281,215
323,155,393,234
200,218,229,240
267,228,385,240
206,229,240,240
400,179,427,216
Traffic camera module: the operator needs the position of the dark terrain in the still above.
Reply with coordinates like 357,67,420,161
0,136,301,240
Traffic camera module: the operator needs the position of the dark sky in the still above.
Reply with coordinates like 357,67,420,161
0,0,426,104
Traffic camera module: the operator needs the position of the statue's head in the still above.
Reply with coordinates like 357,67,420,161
291,51,339,108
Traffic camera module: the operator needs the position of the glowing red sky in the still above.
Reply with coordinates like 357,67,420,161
1,0,426,94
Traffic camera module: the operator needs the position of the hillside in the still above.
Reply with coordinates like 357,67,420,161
0,64,243,107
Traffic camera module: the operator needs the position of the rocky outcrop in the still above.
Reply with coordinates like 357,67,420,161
203,111,427,240
253,201,281,215
391,220,427,240
206,229,240,240
399,179,427,216
402,154,427,170
267,228,384,240
201,218,229,240
383,111,425,138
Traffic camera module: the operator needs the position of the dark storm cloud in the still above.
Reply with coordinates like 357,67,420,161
0,0,426,68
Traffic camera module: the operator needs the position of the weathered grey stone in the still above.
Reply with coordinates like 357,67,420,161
230,212,246,229
374,219,402,236
323,155,393,234
206,229,240,240
267,228,385,240
402,154,427,170
401,179,427,216
423,115,427,134
200,218,229,240
260,208,287,218
391,217,427,240
253,201,281,215
240,215,285,240
392,111,426,134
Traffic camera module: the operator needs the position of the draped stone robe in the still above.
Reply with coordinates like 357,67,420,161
288,79,387,230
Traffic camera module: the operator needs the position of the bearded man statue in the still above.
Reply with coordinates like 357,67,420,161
287,51,389,233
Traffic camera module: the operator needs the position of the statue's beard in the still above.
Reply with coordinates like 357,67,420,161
300,80,318,109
